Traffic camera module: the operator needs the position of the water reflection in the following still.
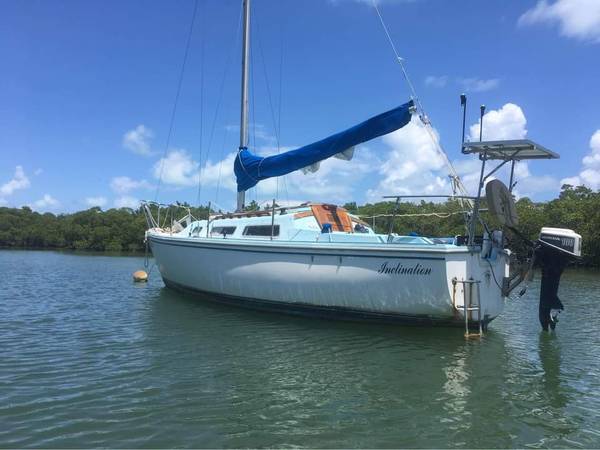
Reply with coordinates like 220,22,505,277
129,278,598,448
146,286,517,447
538,332,568,409
3,250,598,449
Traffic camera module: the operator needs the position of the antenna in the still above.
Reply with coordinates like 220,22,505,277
460,94,467,153
479,104,486,142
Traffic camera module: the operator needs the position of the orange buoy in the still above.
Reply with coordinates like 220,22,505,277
133,270,148,282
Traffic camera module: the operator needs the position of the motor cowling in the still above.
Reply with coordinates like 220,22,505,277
484,180,583,330
539,227,582,258
536,228,582,331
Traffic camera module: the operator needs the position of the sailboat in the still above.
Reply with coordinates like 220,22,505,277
143,0,580,333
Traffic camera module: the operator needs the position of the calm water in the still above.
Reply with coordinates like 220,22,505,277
1,250,600,448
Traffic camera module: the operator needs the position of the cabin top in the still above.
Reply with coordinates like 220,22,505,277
151,201,455,247
210,203,369,233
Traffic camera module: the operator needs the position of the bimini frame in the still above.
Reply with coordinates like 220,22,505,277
382,139,559,249
462,139,560,246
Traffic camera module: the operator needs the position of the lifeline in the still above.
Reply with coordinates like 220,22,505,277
377,261,432,275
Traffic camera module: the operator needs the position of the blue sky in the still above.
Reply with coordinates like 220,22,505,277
1,0,599,212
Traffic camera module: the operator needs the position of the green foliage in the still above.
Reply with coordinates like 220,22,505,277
244,200,260,212
353,199,468,237
1,185,599,265
0,206,149,253
348,185,600,266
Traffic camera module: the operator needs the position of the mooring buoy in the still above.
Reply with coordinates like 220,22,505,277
133,270,148,282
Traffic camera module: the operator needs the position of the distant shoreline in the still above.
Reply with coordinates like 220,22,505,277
0,246,147,257
2,185,599,266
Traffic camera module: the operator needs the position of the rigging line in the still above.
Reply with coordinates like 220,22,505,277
277,12,290,206
208,201,229,214
195,0,206,207
250,17,258,205
255,12,280,198
215,127,229,205
371,0,425,121
154,0,199,202
371,0,470,203
255,11,284,200
359,209,475,219
197,1,244,206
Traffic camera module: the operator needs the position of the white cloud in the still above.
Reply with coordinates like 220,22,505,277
151,103,561,206
583,130,600,167
259,199,308,209
222,143,375,202
519,0,600,43
458,77,500,93
85,196,108,208
283,147,375,201
561,130,600,189
469,103,527,141
1,166,30,196
152,142,375,204
153,149,200,187
367,116,450,201
424,75,448,88
114,196,139,209
560,175,581,187
32,194,59,210
152,149,238,192
462,103,559,198
455,157,557,199
34,168,43,176
512,161,559,198
123,125,154,156
110,176,151,194
452,158,484,196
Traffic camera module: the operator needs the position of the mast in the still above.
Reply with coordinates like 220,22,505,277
236,0,251,212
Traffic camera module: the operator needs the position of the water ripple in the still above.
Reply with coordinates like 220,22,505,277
1,251,599,448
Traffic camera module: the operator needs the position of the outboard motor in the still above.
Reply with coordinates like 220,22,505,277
536,227,582,331
485,180,583,331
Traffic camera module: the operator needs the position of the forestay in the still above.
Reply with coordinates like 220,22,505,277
234,100,415,192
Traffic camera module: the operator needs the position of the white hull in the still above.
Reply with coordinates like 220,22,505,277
149,231,508,327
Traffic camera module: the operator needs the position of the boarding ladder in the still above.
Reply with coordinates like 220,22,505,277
452,278,483,338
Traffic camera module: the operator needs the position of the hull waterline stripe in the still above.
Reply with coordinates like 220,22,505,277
149,236,447,260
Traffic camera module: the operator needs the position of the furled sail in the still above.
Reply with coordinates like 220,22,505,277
234,100,414,192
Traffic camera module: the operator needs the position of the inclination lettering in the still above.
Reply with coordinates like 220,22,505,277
377,261,432,276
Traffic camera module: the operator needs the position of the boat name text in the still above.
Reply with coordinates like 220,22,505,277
377,262,432,276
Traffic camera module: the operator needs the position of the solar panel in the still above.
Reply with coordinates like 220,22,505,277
461,139,559,160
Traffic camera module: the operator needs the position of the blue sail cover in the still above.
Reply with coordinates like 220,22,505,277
234,100,414,192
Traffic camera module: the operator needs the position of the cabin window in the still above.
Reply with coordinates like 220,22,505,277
211,226,236,237
190,225,203,237
243,225,280,237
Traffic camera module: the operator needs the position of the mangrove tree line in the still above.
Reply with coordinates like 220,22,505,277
0,185,599,266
